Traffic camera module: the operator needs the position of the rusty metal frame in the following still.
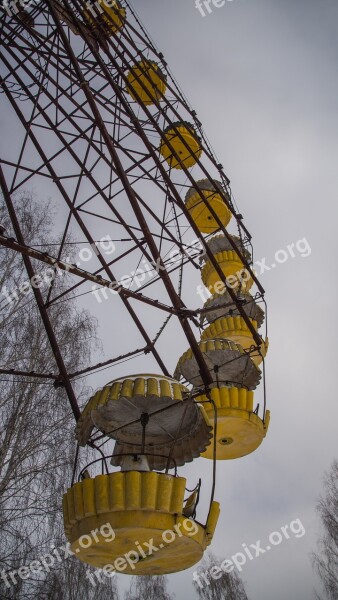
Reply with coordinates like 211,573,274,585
0,0,267,421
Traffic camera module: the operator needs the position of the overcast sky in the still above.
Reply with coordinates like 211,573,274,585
1,1,338,599
124,1,338,599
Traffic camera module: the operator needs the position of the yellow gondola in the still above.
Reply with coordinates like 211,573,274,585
200,315,268,366
63,471,220,574
203,233,251,259
84,0,126,35
76,374,213,468
196,387,270,460
126,60,167,105
202,255,253,294
200,290,265,327
201,235,253,294
174,338,261,389
159,122,202,169
184,179,232,233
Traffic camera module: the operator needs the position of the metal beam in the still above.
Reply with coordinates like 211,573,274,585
0,233,177,316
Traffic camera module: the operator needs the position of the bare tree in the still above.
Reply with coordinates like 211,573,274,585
0,192,119,599
125,575,174,600
193,552,248,600
312,459,338,600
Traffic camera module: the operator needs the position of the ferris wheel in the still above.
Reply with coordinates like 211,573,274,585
0,0,270,575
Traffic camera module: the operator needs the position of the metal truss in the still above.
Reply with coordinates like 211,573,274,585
0,0,267,421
